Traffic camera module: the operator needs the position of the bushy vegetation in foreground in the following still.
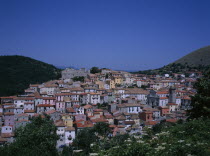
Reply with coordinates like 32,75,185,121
0,115,59,156
90,119,210,156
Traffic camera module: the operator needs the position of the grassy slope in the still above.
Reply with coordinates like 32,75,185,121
174,45,210,66
134,46,210,74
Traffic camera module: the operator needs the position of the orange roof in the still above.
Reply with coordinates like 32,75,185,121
166,118,178,123
145,120,158,126
55,120,65,127
45,109,57,115
157,91,168,94
2,103,14,105
83,104,92,109
105,114,113,119
4,106,15,109
109,125,116,128
14,97,34,100
0,96,16,99
24,110,35,113
4,112,14,115
76,121,94,128
73,105,80,108
91,118,108,123
160,97,168,100
94,109,103,112
42,97,56,100
16,119,29,123
17,113,29,117
37,104,54,107
66,108,76,113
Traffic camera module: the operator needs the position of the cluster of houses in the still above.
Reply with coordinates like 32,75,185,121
0,68,201,148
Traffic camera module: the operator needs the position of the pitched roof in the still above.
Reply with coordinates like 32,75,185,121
125,88,149,95
167,103,177,106
144,120,158,126
24,110,35,113
16,119,29,123
55,120,65,127
4,112,15,115
17,113,29,117
83,104,92,109
65,127,75,131
45,109,57,115
66,107,76,113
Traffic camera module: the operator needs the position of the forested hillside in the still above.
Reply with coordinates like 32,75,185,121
0,55,61,96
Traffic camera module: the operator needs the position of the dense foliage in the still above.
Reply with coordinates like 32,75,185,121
187,70,210,119
0,55,61,96
0,115,59,156
91,119,210,156
135,63,210,75
72,76,85,82
72,122,111,154
90,67,101,74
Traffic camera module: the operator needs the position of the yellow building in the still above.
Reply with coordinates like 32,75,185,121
95,81,105,89
113,76,123,85
106,80,115,89
62,114,73,127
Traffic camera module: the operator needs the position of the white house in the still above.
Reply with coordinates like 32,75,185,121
64,127,76,145
1,126,13,133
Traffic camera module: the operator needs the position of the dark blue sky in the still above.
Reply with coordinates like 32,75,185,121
0,0,210,71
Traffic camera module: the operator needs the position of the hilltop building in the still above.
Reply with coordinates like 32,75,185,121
61,68,90,79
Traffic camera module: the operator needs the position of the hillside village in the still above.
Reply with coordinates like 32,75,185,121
0,67,202,149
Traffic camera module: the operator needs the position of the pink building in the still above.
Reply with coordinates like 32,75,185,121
42,97,56,105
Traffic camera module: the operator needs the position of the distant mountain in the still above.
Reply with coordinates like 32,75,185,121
0,55,61,96
56,66,68,69
174,46,210,66
135,46,210,75
56,65,78,70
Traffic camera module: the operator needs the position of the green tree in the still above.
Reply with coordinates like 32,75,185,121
0,115,59,156
93,122,111,137
60,145,73,156
90,67,101,74
187,71,210,119
73,128,97,154
72,76,85,82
